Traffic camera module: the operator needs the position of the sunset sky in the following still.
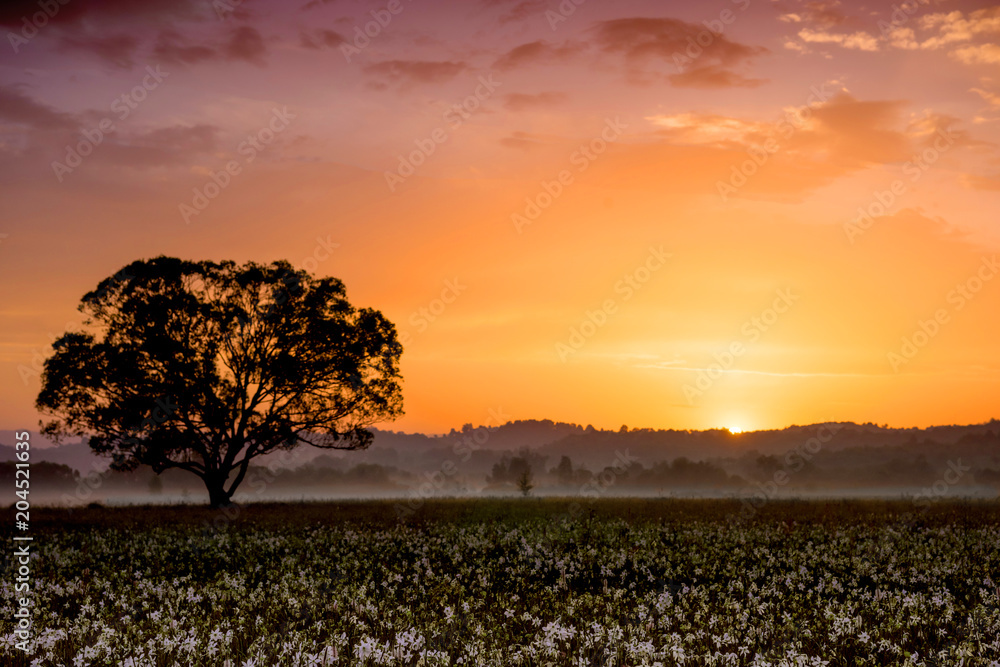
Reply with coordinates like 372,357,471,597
1,0,999,435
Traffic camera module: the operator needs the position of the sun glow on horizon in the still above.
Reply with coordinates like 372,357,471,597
723,418,753,434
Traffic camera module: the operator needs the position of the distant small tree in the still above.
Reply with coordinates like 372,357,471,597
516,467,533,497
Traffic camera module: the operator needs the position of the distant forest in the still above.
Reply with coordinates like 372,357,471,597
3,419,999,504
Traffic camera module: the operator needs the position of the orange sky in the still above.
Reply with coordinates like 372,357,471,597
1,0,999,434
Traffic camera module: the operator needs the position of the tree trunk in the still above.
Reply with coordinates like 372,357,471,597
205,473,233,508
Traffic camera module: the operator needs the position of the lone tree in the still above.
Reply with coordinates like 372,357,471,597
36,257,404,507
516,467,533,497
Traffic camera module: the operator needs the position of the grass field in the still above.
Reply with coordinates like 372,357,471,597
3,498,1000,666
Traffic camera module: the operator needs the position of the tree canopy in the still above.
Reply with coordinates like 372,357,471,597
36,256,404,506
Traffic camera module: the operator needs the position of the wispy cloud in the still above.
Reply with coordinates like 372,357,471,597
635,363,877,378
363,60,467,88
591,17,768,87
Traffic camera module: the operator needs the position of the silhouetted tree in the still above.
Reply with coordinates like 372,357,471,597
552,455,574,484
487,449,546,489
36,256,403,507
516,467,533,497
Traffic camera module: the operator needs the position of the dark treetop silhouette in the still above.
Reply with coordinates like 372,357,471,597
36,256,404,507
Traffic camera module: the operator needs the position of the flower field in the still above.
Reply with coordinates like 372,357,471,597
3,499,1000,666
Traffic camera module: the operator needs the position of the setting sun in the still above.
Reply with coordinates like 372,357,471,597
723,419,753,434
